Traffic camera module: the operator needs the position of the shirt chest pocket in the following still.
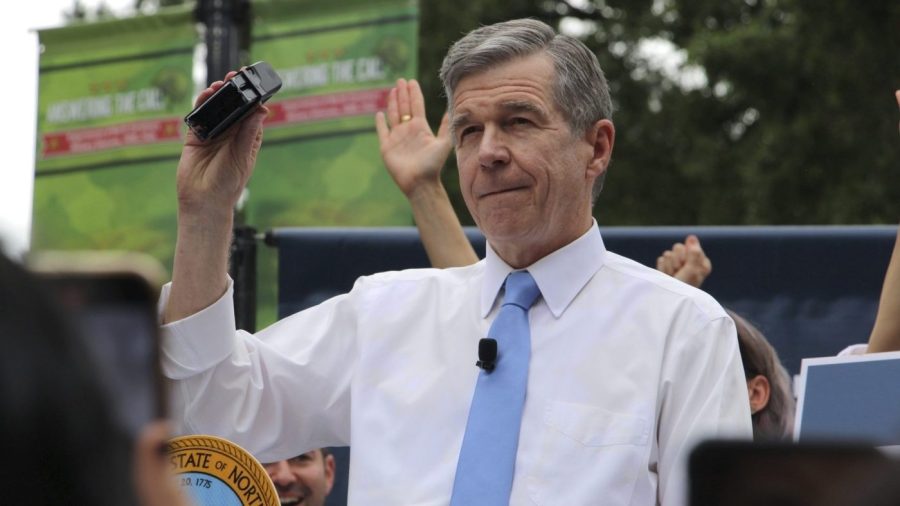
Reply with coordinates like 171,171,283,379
545,401,651,447
524,401,652,506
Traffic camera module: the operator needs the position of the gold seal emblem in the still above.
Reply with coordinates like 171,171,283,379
168,435,278,506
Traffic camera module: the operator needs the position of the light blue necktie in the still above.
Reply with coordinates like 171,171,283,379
450,270,541,505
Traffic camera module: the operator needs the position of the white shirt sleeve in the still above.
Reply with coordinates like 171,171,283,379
656,314,752,506
837,343,869,356
159,277,360,462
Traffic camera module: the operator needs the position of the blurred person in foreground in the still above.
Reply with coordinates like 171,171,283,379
161,19,750,505
0,252,188,506
263,449,335,506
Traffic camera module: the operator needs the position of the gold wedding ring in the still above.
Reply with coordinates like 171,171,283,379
400,114,412,123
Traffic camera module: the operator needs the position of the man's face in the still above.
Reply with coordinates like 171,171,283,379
263,450,335,506
451,52,611,267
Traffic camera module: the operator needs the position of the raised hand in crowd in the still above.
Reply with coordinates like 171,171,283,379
375,78,478,268
867,224,900,353
866,92,900,353
655,234,712,288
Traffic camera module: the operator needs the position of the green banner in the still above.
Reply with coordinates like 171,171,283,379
249,0,417,225
250,0,419,325
32,6,196,270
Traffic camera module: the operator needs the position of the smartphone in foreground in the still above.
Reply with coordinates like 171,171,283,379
185,60,283,141
689,440,900,506
31,252,166,438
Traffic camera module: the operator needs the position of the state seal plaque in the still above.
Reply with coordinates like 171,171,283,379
168,435,278,506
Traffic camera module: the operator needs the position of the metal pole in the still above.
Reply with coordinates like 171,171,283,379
229,225,257,332
197,0,241,85
196,0,256,331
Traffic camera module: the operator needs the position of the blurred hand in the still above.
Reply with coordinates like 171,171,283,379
656,234,713,288
176,71,269,218
133,421,192,506
375,78,452,197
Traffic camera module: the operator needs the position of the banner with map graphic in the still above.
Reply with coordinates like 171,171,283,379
32,5,195,268
249,0,417,226
249,0,419,325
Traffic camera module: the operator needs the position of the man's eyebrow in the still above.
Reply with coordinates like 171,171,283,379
449,112,471,138
499,100,548,119
448,101,548,139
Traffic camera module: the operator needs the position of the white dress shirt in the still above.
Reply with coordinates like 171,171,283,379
160,223,751,506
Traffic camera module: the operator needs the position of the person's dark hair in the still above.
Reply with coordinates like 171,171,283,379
439,18,613,201
728,310,795,440
0,254,135,504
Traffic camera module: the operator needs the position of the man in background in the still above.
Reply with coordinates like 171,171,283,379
263,449,335,506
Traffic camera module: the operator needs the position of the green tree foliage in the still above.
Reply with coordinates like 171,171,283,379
65,0,184,23
621,0,899,225
64,0,115,22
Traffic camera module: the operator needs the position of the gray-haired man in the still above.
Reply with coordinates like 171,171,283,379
162,19,750,505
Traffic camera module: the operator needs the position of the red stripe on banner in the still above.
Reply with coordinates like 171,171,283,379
265,87,391,126
41,118,183,157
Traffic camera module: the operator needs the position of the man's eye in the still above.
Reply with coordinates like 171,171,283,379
510,117,532,126
459,126,480,140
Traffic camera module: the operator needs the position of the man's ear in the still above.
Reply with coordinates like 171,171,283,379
584,119,615,179
323,453,336,493
747,374,771,415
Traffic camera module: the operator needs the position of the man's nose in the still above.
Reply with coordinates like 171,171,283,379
267,461,296,485
477,126,510,169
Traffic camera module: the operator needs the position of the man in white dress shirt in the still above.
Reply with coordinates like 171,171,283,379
161,19,751,505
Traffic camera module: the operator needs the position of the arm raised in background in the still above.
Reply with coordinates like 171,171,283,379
868,224,900,353
164,72,269,324
375,78,478,268
867,92,900,353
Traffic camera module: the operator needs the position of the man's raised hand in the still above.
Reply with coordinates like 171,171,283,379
177,71,269,218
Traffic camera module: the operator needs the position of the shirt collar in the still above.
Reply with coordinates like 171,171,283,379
481,220,607,318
